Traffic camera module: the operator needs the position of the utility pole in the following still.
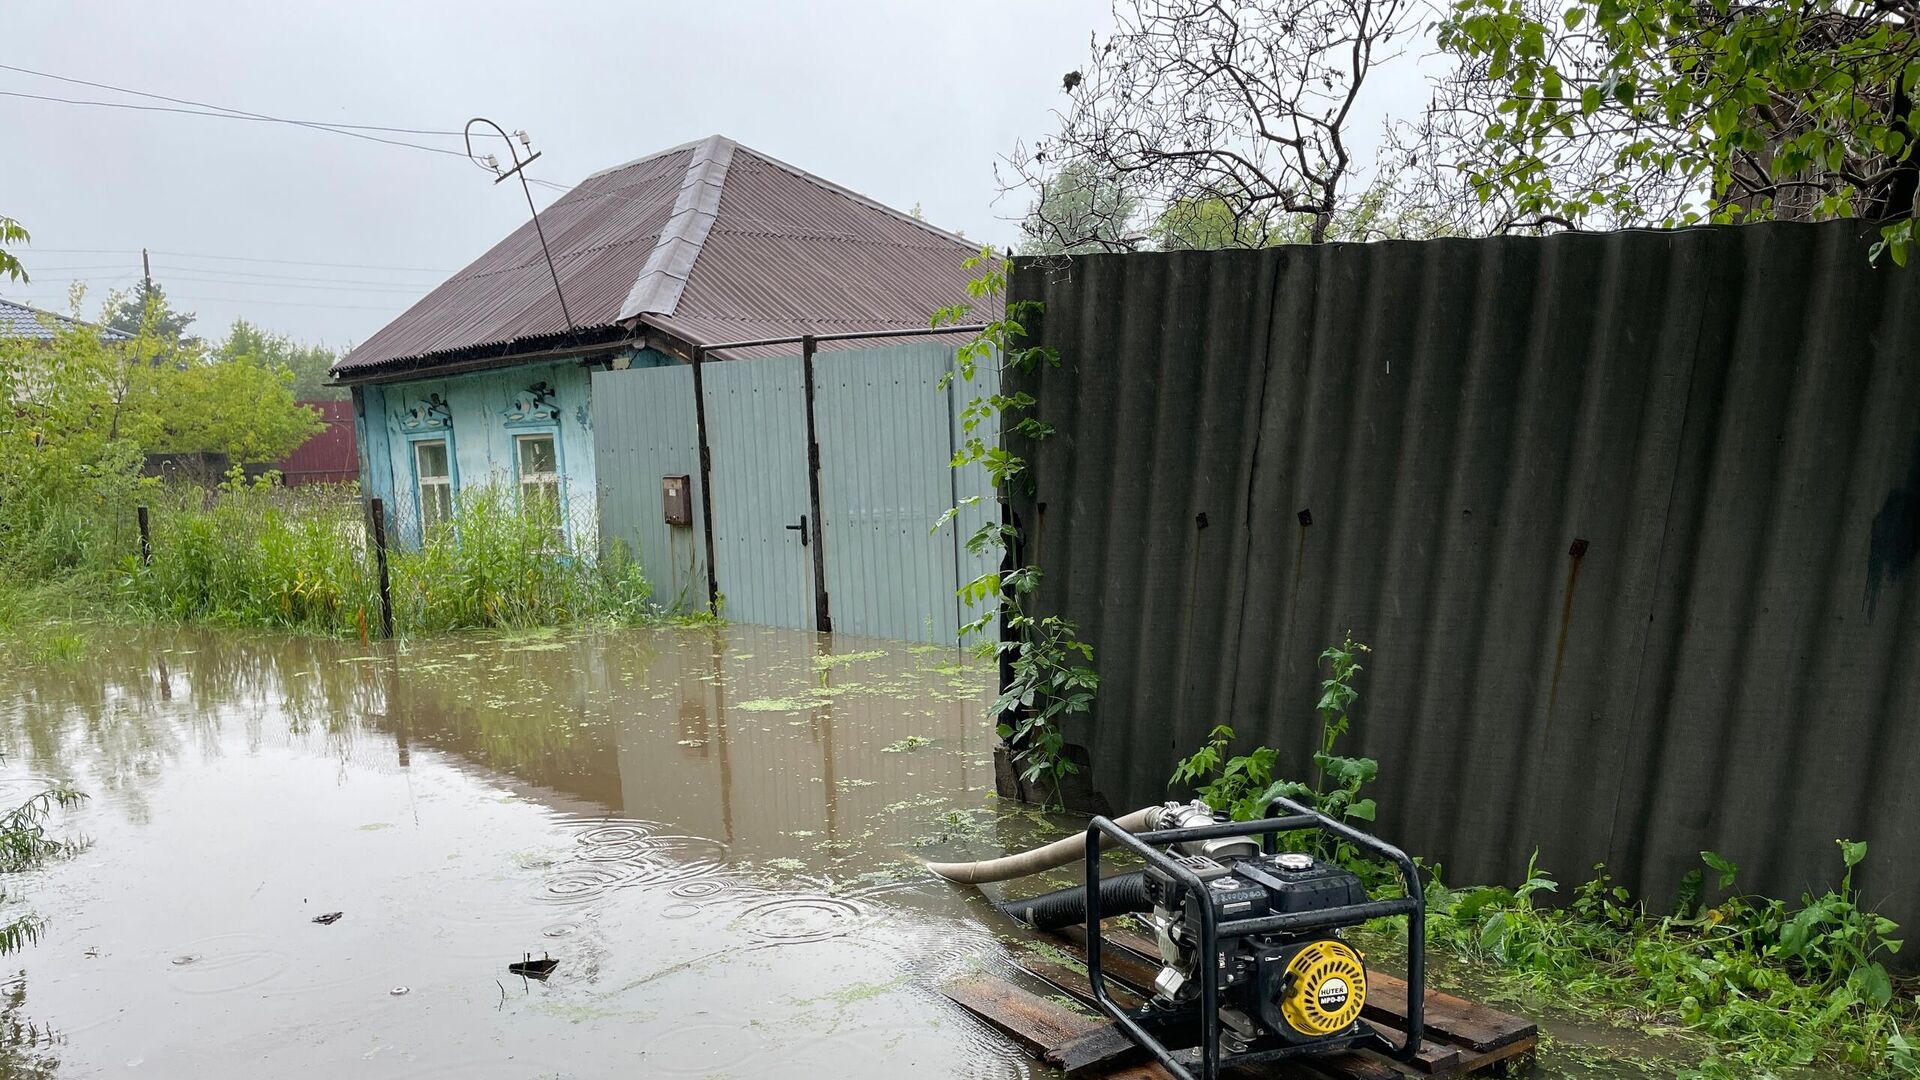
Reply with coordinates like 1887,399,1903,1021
141,248,152,295
463,119,575,333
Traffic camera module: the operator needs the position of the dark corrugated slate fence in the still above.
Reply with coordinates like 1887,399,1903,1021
1006,220,1920,936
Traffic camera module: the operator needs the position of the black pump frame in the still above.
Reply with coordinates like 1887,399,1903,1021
1081,795,1425,1080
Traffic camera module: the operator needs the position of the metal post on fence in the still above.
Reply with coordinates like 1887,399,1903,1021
136,505,151,567
799,334,832,634
368,497,395,640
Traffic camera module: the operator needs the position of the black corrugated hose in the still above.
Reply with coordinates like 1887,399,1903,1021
999,870,1154,931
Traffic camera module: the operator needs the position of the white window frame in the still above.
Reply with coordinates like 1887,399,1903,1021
514,432,563,543
413,438,454,533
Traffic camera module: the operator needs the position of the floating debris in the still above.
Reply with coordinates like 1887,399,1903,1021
509,952,559,980
389,986,410,996
312,911,344,925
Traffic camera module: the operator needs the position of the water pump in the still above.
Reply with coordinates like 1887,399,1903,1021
1003,795,1426,1080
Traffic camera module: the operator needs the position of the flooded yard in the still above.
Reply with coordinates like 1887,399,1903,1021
0,624,1721,1078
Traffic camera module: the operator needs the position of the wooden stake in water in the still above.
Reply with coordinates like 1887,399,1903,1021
367,498,394,640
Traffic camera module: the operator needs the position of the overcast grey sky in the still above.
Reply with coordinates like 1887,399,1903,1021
2,0,1122,346
4,1,1440,349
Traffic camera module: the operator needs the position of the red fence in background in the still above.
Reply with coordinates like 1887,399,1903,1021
278,400,358,486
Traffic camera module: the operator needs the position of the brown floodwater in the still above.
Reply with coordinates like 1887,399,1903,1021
0,623,1731,1078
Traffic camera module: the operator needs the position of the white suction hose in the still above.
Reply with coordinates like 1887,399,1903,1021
924,805,1163,884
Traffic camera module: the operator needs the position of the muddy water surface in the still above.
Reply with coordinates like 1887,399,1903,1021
0,624,1716,1078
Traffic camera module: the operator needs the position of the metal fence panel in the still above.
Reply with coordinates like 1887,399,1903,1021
1007,220,1920,939
815,343,967,643
702,355,816,630
591,365,709,610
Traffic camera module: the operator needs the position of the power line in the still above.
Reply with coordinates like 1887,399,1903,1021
27,273,426,295
20,247,450,273
0,62,514,161
3,65,588,226
26,265,428,287
3,290,402,313
146,264,441,288
0,63,493,137
161,294,406,311
151,249,449,273
6,262,134,272
0,88,470,158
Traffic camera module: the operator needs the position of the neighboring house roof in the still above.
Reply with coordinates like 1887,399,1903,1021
333,135,985,381
0,296,130,342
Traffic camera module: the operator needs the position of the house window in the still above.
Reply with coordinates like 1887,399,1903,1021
515,433,561,534
414,439,453,532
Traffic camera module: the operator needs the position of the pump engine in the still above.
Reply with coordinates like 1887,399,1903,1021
1138,801,1372,1049
1076,796,1425,1080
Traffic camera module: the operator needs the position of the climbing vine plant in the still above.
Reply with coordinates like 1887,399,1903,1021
934,249,1099,802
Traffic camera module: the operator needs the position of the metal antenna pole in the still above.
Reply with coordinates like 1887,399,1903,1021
464,118,575,333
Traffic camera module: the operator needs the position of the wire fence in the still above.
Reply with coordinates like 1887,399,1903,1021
377,480,599,556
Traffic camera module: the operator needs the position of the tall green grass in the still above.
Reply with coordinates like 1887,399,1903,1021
389,488,654,634
4,473,659,639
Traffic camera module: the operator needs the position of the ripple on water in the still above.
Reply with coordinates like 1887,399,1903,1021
572,841,650,864
163,934,291,995
561,819,661,846
729,896,874,945
633,1020,771,1075
777,1023,1034,1080
539,834,730,903
543,862,645,901
667,878,728,900
872,917,1004,983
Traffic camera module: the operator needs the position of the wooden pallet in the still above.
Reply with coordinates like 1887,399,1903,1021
944,920,1536,1080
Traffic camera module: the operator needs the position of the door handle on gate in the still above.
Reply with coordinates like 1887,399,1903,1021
786,515,809,546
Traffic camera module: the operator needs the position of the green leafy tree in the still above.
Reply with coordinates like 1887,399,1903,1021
215,319,344,401
0,216,26,283
0,293,323,569
124,354,322,464
0,306,148,571
1428,0,1920,259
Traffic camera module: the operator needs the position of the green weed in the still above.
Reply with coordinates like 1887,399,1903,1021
1406,843,1919,1076
1170,633,1379,862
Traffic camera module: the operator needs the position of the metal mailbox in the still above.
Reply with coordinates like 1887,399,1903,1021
662,474,692,527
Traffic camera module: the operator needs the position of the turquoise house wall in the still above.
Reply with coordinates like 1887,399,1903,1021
352,381,397,511
358,359,606,546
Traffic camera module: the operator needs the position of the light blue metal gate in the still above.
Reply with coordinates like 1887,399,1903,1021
816,343,980,641
701,357,816,630
592,344,996,643
591,364,708,609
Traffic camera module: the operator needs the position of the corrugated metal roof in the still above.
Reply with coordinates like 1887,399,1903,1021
0,296,129,342
334,136,982,379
